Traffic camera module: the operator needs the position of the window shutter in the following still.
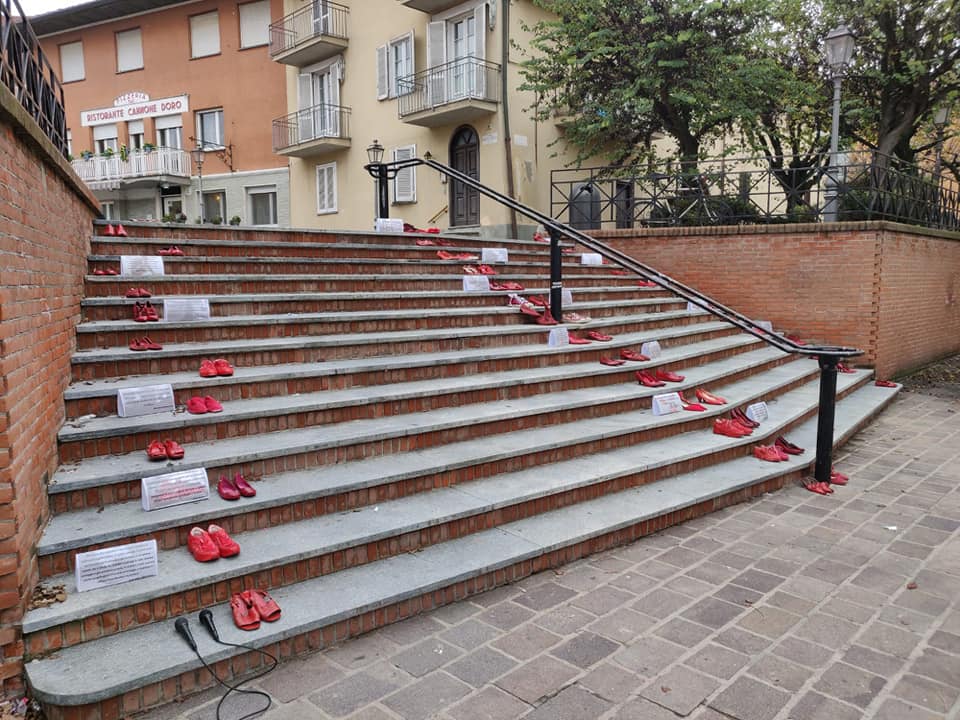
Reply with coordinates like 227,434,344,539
127,120,144,135
298,72,312,110
317,163,337,213
59,41,84,82
376,45,389,100
93,124,118,141
116,29,143,72
393,145,416,203
406,31,415,81
155,115,182,130
427,21,446,105
239,0,270,48
473,6,486,60
190,12,220,58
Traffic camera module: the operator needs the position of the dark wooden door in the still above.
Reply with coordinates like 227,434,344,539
450,126,479,226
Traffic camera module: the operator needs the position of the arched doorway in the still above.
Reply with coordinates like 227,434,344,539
449,126,479,226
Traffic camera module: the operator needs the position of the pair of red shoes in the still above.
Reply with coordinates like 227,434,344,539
536,311,558,326
231,589,281,630
775,436,804,455
199,359,234,377
637,279,657,288
437,250,478,260
489,281,525,291
714,418,754,438
133,301,159,322
875,379,897,388
754,444,791,462
124,287,151,298
463,264,497,275
569,330,612,345
804,468,848,494
101,223,127,237
637,368,685,387
620,349,649,362
695,388,727,405
129,336,162,351
217,473,256,500
528,295,549,308
146,439,184,460
677,392,706,411
731,407,759,429
186,396,223,414
93,267,119,276
157,246,184,256
837,363,856,374
187,525,239,561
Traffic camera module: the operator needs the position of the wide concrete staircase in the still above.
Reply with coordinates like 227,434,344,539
24,222,898,719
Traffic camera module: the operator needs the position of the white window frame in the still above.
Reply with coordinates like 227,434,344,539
393,145,417,204
101,202,115,220
190,11,221,58
202,190,226,223
66,129,73,156
116,28,143,72
59,41,84,83
376,31,414,100
238,0,270,49
316,162,338,215
196,108,225,150
247,185,278,226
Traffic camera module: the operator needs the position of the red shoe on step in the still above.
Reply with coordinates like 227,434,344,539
695,388,727,405
599,356,626,366
233,473,256,497
636,370,666,388
655,368,685,383
620,349,649,362
187,527,220,562
217,476,241,501
207,524,240,557
243,589,281,622
537,311,558,326
115,224,128,237
103,224,116,236
568,333,592,345
231,593,260,630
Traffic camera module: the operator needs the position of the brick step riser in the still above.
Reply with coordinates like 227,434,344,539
32,461,803,661
70,315,718,382
59,344,777,461
75,304,685,349
65,330,743,418
52,357,816,513
82,275,644,297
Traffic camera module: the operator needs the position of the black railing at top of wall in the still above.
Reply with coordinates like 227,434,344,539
269,0,349,57
366,154,863,484
0,0,67,156
552,151,960,233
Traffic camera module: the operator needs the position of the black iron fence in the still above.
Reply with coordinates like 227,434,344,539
0,0,67,156
551,152,960,232
272,103,351,152
269,0,349,57
397,57,500,118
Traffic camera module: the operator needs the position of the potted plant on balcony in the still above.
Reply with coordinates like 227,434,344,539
80,150,93,160
143,143,156,153
175,212,187,223
119,144,128,162
229,215,241,226
101,147,114,158
211,216,223,225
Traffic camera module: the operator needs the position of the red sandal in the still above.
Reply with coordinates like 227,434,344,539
243,588,281,622
231,592,260,630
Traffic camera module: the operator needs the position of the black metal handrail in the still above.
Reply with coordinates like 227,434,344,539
0,0,67,156
272,103,351,152
269,0,348,57
367,154,863,484
397,57,501,118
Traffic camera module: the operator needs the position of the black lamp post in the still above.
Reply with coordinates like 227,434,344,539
364,139,390,221
822,24,856,223
190,145,205,224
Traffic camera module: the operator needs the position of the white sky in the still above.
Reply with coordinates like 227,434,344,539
20,0,88,17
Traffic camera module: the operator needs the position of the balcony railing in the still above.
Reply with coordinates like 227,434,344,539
397,57,500,118
269,0,348,58
70,147,192,189
272,103,351,153
1,0,67,155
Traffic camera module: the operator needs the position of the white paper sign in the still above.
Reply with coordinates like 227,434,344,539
562,289,573,305
513,134,529,147
462,275,491,292
120,255,164,277
163,298,210,322
481,248,509,264
141,468,210,511
116,384,175,418
481,132,498,145
686,302,708,314
652,392,685,416
745,402,769,423
640,341,662,359
75,540,159,593
375,218,405,233
580,253,603,265
756,320,774,332
548,327,569,346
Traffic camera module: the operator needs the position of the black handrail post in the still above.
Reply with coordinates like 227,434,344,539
549,231,563,321
377,165,390,220
814,356,839,483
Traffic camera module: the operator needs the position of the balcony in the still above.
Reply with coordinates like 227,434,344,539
398,58,500,128
272,103,351,157
70,147,192,191
269,1,348,67
398,0,462,12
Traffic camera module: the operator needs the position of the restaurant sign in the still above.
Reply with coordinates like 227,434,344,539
81,93,189,127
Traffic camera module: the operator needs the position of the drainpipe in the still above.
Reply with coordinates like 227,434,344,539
500,0,518,238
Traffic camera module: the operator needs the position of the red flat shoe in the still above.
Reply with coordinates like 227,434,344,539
203,396,223,413
169,246,184,256
804,482,828,495
416,239,438,246
611,270,628,276
655,369,685,383
462,265,480,275
436,250,455,259
500,281,525,291
599,357,626,366
164,439,185,460
105,268,119,275
233,473,256,497
186,397,208,415
537,310,558,326
93,269,106,276
775,436,804,455
753,445,783,462
713,419,749,438
820,482,835,494
129,338,150,352
774,445,790,461
214,358,234,376
125,288,142,298
143,301,159,321
636,370,666,387
146,440,167,460
875,379,897,388
102,224,116,236
187,527,220,562
230,593,260,630
637,280,657,288
586,331,613,342
518,303,542,317
477,265,497,275
568,334,592,345
730,418,754,434
829,472,849,486
199,359,218,378
620,349,649,362
528,295,549,307
217,475,240,501
142,336,162,350
695,388,727,405
837,363,856,373
678,392,706,412
243,589,281,622
207,524,240,557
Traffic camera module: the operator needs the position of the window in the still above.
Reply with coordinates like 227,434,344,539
190,11,220,58
155,115,183,149
93,124,118,154
203,191,226,222
297,59,341,139
127,120,144,150
393,145,416,203
66,129,73,156
239,0,270,48
426,5,486,102
247,185,278,225
59,41,84,82
196,109,224,149
116,28,143,72
376,31,414,100
316,162,337,214
101,201,115,220
162,195,183,218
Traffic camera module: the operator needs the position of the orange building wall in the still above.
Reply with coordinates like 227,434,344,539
39,0,288,176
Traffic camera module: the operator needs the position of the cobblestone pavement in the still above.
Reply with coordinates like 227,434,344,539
145,390,960,720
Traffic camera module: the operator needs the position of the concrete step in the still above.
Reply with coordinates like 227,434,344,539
24,379,899,717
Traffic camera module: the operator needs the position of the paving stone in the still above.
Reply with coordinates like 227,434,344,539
686,562,740,585
708,676,790,720
852,565,907,594
494,655,578,704
730,569,785,594
445,647,517,687
310,670,402,717
910,647,960,689
711,551,754,570
680,536,725,554
819,597,875,623
841,644,904,677
713,584,764,606
858,620,923,658
611,571,663,595
379,616,448,646
631,588,691,619
873,696,949,720
479,602,536,631
570,586,634,616
578,662,643,703
533,606,594,635
550,631,620,668
894,588,952,617
431,602,484,626
391,640,462,678
681,597,745,629
382,672,470,720
746,653,812,692
753,557,802,578
917,515,960,532
785,691,867,720
655,617,714,647
490,624,560,661
714,626,772,655
777,575,836,602
641,665,719,716
613,697,686,720
552,564,610,592
800,558,858,585
469,586,519,608
813,661,887,708
794,613,860,649
763,591,816,616
879,604,939,634
657,546,709,568
440,619,502,651
343,708,396,720
683,643,749,679
521,683,611,720
892,673,960,713
257,653,345,702
447,686,530,720
324,634,403,671
614,636,686,676
928,630,960,655
586,607,655,644
512,582,578,611
736,606,802,639
259,700,326,720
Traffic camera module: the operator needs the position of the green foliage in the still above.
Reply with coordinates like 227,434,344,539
229,215,242,225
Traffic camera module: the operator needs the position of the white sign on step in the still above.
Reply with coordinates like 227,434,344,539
745,401,769,423
547,327,569,346
141,468,210,511
481,248,509,264
652,392,685,416
116,384,175,418
562,289,573,305
75,539,158,593
686,302,708,314
580,253,603,265
640,341,662,359
163,298,210,322
120,255,164,277
462,275,491,292
756,320,774,332
375,218,404,233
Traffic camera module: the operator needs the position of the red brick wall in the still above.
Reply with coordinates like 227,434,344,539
0,94,97,691
593,222,960,378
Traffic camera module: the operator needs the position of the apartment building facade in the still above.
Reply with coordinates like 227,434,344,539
270,0,573,236
34,0,291,226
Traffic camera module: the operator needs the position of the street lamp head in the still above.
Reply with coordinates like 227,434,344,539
190,146,205,167
825,24,856,77
366,139,384,165
934,106,951,128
